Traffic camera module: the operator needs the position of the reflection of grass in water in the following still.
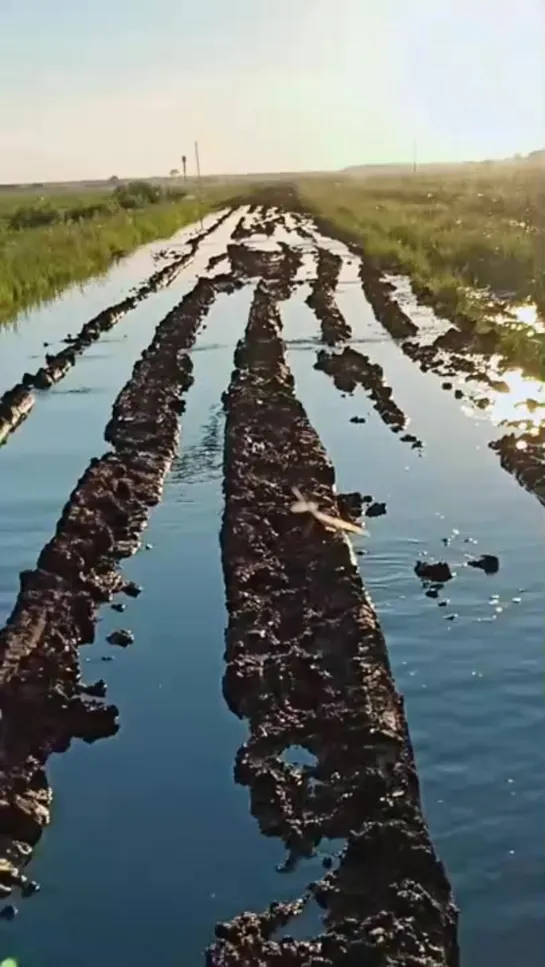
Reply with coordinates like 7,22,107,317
171,404,223,485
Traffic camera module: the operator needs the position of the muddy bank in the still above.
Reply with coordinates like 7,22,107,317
0,268,243,900
209,283,457,963
0,207,235,447
306,248,351,345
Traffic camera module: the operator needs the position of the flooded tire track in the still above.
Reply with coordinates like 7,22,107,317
0,207,235,449
210,277,457,963
301,242,422,449
0,267,243,900
314,348,422,447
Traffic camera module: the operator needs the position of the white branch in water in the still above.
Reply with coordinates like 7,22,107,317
290,487,365,535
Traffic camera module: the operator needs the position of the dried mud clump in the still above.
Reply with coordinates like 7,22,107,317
210,275,458,964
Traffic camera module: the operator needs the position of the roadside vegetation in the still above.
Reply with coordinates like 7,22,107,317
298,161,545,377
0,181,222,326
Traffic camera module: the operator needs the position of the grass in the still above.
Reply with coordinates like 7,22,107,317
0,182,224,326
297,162,545,377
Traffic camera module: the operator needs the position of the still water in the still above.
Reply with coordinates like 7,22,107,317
0,214,542,965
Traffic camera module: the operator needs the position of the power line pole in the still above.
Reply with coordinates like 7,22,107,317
412,141,417,175
194,140,203,229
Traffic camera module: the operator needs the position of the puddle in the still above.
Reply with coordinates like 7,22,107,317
281,746,317,769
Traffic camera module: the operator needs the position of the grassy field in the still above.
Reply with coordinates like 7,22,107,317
0,182,223,326
299,162,545,376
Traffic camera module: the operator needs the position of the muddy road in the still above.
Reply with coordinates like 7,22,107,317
0,199,541,967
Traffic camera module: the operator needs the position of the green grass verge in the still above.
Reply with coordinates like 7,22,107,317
0,184,224,326
297,163,545,377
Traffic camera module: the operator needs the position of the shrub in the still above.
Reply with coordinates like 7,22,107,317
113,180,164,209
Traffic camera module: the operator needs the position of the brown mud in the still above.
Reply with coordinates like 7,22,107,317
305,248,351,345
0,207,235,448
206,251,230,273
209,272,458,964
227,242,302,299
0,385,35,445
0,266,243,899
232,214,255,241
490,429,545,507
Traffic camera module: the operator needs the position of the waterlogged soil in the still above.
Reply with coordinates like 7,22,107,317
0,201,542,967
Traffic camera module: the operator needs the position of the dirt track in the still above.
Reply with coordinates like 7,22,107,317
5,193,539,958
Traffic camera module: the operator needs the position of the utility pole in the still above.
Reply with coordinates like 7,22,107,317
412,141,417,175
194,140,203,229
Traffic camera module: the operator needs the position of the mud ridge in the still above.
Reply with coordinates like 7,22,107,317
0,384,35,445
280,192,418,343
306,248,351,345
227,242,302,300
232,213,256,241
0,207,235,447
209,284,457,963
490,430,545,507
314,347,422,448
300,243,421,447
0,267,243,899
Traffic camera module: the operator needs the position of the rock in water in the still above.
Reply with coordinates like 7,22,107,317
415,560,453,583
468,554,499,574
0,905,18,921
106,629,135,648
365,501,387,518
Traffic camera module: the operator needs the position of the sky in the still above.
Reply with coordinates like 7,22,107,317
0,0,543,181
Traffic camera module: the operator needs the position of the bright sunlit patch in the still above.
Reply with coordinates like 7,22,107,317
483,362,545,428
512,303,544,333
493,302,545,335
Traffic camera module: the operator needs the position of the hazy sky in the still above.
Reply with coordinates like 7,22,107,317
0,0,543,181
